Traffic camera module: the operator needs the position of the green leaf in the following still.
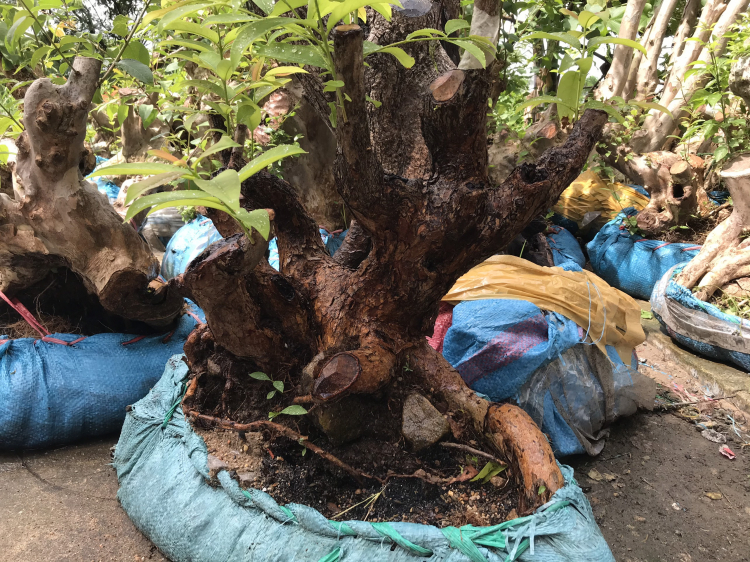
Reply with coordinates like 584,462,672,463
90,162,182,178
194,169,242,212
629,100,673,119
124,171,185,205
138,104,157,128
164,20,220,44
523,31,581,49
194,136,241,167
269,0,308,16
252,0,275,14
250,371,271,381
116,59,154,85
204,14,255,25
234,208,271,240
122,41,151,66
112,14,129,37
587,37,646,56
582,100,626,124
254,42,328,69
237,103,263,131
326,0,390,32
267,390,277,399
538,484,547,495
176,79,225,98
557,70,582,120
444,18,470,35
117,104,129,127
640,310,653,320
517,95,564,111
279,405,307,416
273,380,284,393
450,39,491,68
124,191,223,221
578,10,600,29
30,45,52,70
238,144,307,181
198,51,222,70
323,79,345,92
368,46,415,68
158,3,213,31
5,16,31,53
714,145,729,161
470,461,507,483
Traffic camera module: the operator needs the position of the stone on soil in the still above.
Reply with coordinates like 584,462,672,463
401,393,450,451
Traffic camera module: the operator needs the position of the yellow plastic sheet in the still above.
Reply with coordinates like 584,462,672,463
442,255,645,364
553,170,649,227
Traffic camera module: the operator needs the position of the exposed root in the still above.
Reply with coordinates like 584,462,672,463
187,410,382,485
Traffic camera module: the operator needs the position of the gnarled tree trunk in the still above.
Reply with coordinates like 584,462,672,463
674,155,750,300
176,15,608,512
0,57,182,327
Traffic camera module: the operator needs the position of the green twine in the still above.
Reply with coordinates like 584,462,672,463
318,547,341,562
162,382,186,429
371,522,433,556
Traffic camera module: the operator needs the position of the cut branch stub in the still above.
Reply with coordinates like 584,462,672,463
429,69,465,103
312,353,361,401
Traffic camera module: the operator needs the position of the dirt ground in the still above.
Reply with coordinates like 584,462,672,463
569,412,750,562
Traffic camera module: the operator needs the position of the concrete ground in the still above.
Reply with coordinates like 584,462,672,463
0,438,166,562
1,311,748,562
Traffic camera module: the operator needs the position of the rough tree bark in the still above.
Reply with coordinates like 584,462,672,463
672,0,702,61
675,154,750,299
175,15,608,512
0,57,182,327
595,0,648,100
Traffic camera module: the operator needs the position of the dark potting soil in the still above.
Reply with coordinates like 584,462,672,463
195,424,520,528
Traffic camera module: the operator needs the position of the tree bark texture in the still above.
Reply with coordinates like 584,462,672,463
598,125,705,233
635,0,680,101
177,17,608,510
632,0,748,153
595,0,648,100
674,154,750,300
0,57,182,327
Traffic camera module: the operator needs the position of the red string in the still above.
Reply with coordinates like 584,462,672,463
0,289,49,338
162,329,176,343
122,335,148,346
651,242,672,251
184,310,203,325
681,246,701,252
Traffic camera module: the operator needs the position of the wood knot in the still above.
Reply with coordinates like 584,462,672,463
35,100,61,131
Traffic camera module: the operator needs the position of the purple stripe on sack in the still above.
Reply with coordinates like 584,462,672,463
458,314,549,385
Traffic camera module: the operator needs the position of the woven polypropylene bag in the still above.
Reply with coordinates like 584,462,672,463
114,356,615,562
651,264,750,371
0,313,198,450
162,216,223,280
587,210,701,300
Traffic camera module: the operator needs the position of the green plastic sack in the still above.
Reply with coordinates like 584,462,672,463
114,355,615,562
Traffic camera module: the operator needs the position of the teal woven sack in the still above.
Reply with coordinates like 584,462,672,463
114,355,615,562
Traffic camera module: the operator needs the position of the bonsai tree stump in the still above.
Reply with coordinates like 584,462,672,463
176,21,608,514
0,57,182,327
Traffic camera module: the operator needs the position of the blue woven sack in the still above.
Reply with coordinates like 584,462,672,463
114,356,615,562
162,216,223,280
0,311,201,450
546,226,585,269
442,300,651,456
587,209,701,300
86,155,122,202
651,263,750,371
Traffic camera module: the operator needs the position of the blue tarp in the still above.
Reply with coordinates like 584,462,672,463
114,356,615,562
547,226,585,270
587,208,701,300
651,264,750,371
87,156,121,202
161,215,223,280
442,299,647,457
269,228,348,271
0,309,202,450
